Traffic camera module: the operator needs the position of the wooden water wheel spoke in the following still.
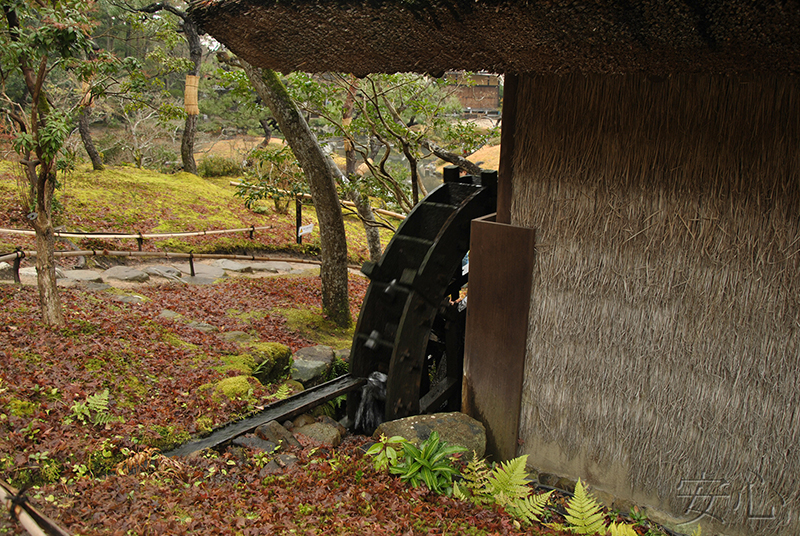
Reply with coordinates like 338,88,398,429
349,167,497,425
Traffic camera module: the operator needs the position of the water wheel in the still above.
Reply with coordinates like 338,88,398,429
348,167,497,425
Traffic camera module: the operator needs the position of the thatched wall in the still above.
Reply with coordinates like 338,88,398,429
513,74,799,535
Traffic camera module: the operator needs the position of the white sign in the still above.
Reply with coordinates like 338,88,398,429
298,223,314,238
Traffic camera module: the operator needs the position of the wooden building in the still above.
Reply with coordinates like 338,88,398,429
189,2,800,535
444,71,501,113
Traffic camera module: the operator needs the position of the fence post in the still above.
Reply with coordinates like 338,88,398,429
249,225,255,240
189,252,195,277
137,233,144,252
12,250,23,285
296,196,302,245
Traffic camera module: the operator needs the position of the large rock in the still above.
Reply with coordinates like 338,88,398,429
213,259,253,273
0,262,14,280
255,420,301,450
144,265,183,280
248,342,292,384
102,265,149,283
62,269,104,283
374,412,486,459
291,345,334,386
172,262,226,280
293,422,342,448
246,261,295,273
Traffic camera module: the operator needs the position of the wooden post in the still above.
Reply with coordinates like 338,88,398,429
189,252,196,277
137,234,144,252
497,74,518,225
12,250,22,285
296,196,302,245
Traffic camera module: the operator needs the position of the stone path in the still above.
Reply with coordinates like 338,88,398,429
2,258,321,289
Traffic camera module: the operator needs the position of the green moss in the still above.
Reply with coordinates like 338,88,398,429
161,332,198,350
247,342,292,384
214,354,256,375
226,308,268,323
119,377,148,408
214,375,260,400
84,358,104,371
279,306,355,348
195,416,214,435
139,425,192,452
9,399,39,417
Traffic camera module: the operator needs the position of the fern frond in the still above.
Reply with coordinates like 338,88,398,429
563,479,608,535
487,454,531,501
86,389,110,414
508,489,554,525
608,522,637,536
690,526,701,536
455,452,493,504
272,383,291,400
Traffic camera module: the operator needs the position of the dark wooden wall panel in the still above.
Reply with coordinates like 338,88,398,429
462,214,536,461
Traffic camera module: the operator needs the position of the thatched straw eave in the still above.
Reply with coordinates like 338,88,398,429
188,0,800,76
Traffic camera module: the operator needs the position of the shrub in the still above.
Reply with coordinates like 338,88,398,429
197,155,242,178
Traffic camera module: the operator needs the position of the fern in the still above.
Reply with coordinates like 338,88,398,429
507,489,554,525
562,479,608,535
64,389,121,426
608,522,638,536
453,452,493,504
455,454,551,525
272,383,291,401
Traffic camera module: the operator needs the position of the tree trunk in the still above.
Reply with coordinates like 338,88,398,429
348,189,382,261
32,170,64,327
343,82,382,261
180,15,202,175
242,61,351,327
78,106,104,170
181,114,197,174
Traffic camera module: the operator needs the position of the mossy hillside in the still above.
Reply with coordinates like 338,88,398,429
62,165,248,232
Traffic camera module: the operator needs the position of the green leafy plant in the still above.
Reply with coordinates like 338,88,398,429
388,431,466,495
454,454,552,525
365,434,409,472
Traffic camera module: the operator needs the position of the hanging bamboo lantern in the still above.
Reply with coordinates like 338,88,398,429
184,74,200,115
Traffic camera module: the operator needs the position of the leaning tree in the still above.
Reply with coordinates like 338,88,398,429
1,0,99,326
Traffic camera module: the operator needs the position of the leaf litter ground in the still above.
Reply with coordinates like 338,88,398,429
0,273,565,536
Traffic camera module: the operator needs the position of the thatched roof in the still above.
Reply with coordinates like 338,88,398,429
188,0,800,76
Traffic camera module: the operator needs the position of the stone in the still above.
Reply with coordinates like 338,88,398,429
172,262,226,280
19,266,66,279
259,454,298,476
248,342,292,384
213,259,253,273
114,294,146,304
293,422,342,448
255,420,301,450
232,434,277,452
0,262,12,280
144,265,183,280
246,261,295,273
180,276,217,286
221,331,258,344
62,269,104,283
291,345,335,386
186,320,218,333
159,309,181,319
318,415,347,437
102,265,150,283
292,414,316,429
374,412,486,459
334,347,350,362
